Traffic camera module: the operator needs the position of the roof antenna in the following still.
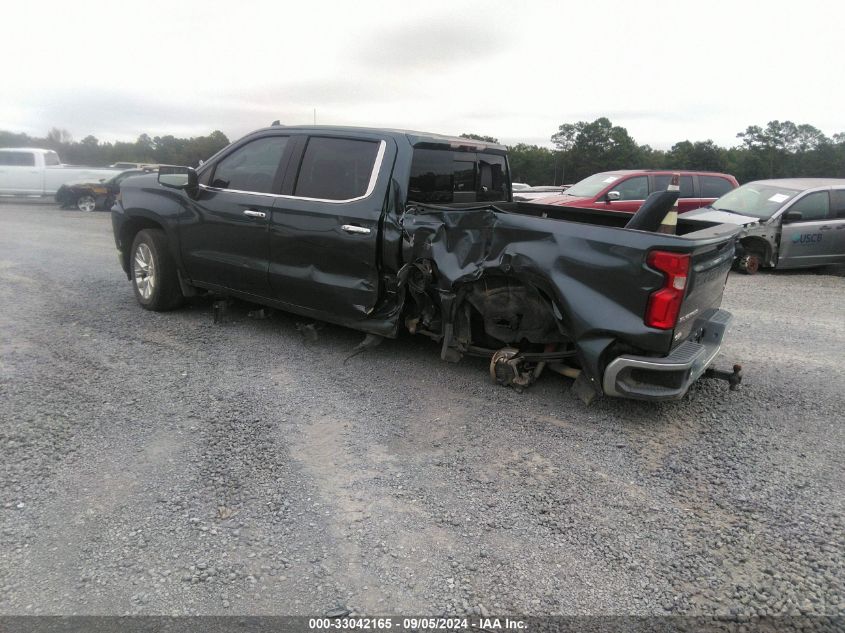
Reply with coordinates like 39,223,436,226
313,108,317,125
271,119,281,126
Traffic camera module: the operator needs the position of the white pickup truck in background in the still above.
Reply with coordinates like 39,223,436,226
0,148,121,197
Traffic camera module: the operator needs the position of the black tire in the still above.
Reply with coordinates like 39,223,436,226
76,194,97,212
130,229,184,311
738,253,761,275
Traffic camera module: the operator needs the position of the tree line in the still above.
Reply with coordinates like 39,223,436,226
2,118,843,186
0,128,230,169
463,118,845,185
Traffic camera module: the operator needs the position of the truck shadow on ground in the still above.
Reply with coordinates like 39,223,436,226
179,294,739,431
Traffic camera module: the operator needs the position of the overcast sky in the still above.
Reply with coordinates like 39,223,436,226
3,0,843,149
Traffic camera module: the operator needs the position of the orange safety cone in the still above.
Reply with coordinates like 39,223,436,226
657,173,680,234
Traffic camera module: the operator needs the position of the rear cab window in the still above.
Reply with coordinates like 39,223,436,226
408,148,509,204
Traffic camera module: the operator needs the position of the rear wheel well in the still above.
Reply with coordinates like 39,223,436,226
121,217,166,275
459,275,570,348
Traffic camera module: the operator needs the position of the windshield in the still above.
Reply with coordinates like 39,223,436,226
563,172,624,198
711,183,801,219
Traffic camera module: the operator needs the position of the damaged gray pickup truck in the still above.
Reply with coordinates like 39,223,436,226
112,125,743,402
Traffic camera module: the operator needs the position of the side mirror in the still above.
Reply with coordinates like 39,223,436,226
606,191,621,201
783,210,803,223
158,165,198,191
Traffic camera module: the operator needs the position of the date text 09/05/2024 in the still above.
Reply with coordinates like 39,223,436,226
308,617,527,630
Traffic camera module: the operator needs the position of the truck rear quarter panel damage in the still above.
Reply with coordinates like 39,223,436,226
400,204,731,388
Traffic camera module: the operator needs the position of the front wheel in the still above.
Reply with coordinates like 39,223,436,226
738,253,761,275
130,229,183,311
76,194,97,212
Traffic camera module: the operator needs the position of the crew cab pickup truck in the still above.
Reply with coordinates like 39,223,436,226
112,125,742,402
0,148,121,197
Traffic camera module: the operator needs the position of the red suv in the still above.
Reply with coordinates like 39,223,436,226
531,170,739,213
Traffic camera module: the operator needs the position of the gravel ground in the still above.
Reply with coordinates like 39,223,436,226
0,202,843,617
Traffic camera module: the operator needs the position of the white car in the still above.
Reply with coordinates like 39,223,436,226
0,148,121,197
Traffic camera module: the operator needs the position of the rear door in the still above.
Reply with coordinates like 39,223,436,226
268,134,392,319
777,190,836,267
180,134,292,297
653,174,700,212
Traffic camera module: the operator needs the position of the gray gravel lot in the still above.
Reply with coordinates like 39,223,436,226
0,202,843,616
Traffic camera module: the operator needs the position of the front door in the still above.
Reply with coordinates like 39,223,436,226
268,135,390,320
179,135,291,297
600,175,649,213
778,190,838,267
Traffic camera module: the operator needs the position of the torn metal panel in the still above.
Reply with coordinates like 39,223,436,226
398,201,694,390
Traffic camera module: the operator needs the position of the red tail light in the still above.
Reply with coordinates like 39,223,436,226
645,250,690,329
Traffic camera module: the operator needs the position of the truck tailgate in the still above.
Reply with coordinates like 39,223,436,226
673,239,735,345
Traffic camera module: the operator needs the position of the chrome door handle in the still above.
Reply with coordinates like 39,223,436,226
342,224,371,235
243,209,266,218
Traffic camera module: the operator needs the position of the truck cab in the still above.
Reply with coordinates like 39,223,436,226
0,148,120,196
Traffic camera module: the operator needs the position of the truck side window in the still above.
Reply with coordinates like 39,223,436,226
409,149,466,203
830,190,845,219
294,137,380,201
788,191,830,221
43,152,60,166
408,149,508,204
211,136,288,193
0,151,35,166
700,176,733,198
653,175,694,198
613,176,648,200
478,154,508,202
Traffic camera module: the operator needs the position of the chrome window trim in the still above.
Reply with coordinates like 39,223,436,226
199,139,386,204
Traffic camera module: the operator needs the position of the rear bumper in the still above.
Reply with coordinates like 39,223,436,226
602,309,732,401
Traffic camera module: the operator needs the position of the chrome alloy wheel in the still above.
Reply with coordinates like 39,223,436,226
133,243,156,299
76,195,96,212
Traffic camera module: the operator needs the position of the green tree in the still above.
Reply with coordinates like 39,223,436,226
508,144,559,185
551,118,645,181
46,127,73,148
667,140,727,171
